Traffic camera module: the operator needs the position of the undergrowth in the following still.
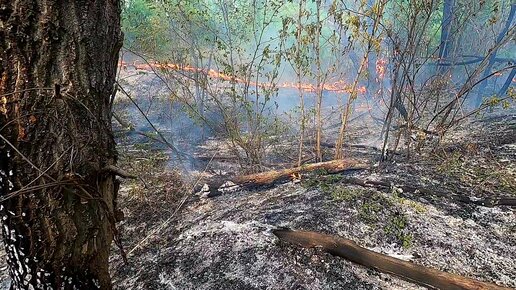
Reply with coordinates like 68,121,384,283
302,174,415,249
436,149,516,195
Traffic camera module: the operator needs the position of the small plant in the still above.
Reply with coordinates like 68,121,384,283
301,178,321,189
436,151,463,175
384,213,414,249
358,200,382,224
312,168,329,175
325,174,343,184
389,189,427,214
330,187,364,202
133,142,153,151
301,172,341,190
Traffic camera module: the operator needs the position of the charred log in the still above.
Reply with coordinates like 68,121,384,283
274,229,511,290
198,159,369,196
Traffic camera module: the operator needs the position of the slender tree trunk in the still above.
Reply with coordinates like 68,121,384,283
335,1,385,159
296,0,306,166
314,0,323,162
366,0,379,97
437,0,455,75
474,3,516,107
0,1,122,289
497,67,516,97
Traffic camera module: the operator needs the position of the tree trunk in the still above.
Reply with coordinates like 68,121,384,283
474,3,516,107
366,0,379,98
198,159,368,196
437,0,455,75
296,0,306,167
314,0,323,162
497,67,516,97
0,1,122,289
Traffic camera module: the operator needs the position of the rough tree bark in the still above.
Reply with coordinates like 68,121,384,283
0,1,122,289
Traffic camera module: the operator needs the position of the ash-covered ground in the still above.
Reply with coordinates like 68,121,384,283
111,181,515,290
107,115,515,289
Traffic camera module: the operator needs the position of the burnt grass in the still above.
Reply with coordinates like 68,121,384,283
105,115,516,289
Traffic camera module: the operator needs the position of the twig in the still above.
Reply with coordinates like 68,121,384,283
101,165,137,179
115,83,186,162
0,133,52,179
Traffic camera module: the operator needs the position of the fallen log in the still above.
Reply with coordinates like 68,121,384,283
274,229,511,290
340,177,516,207
198,159,369,196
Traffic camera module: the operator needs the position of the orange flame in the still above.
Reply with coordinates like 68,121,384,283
376,58,387,79
120,61,367,95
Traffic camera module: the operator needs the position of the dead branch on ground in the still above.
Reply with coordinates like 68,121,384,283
274,229,511,290
199,159,369,196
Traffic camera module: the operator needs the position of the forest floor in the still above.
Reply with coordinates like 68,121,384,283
105,114,515,289
0,115,514,289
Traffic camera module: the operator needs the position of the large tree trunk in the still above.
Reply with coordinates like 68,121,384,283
0,1,122,289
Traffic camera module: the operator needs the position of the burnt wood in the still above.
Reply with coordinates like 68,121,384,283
198,159,369,196
274,229,511,290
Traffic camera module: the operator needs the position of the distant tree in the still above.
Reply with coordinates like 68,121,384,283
314,0,324,162
437,0,456,74
475,3,516,107
0,1,122,289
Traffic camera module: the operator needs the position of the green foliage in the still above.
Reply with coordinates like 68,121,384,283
436,151,463,175
301,172,339,189
122,0,171,55
330,187,364,202
435,147,516,195
358,199,383,224
483,93,513,109
120,0,515,169
390,192,428,214
384,213,414,249
306,175,415,249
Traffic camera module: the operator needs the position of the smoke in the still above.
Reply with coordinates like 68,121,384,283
117,0,516,171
